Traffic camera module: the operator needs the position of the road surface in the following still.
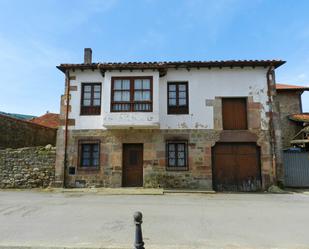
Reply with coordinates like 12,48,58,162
0,190,308,249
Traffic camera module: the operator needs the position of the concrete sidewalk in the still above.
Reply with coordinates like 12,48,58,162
47,187,165,195
1,190,309,249
48,187,216,195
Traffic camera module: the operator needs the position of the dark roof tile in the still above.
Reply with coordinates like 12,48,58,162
57,60,285,73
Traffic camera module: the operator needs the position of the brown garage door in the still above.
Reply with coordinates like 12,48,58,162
212,143,261,191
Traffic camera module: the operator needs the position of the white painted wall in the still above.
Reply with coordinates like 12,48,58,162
69,70,104,130
67,67,270,130
68,70,160,130
103,71,160,128
159,68,269,130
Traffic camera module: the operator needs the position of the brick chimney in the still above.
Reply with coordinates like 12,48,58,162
84,48,92,64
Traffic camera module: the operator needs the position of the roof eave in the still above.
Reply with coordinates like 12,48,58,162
56,60,286,73
277,88,309,92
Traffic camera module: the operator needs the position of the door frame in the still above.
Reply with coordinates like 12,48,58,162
122,143,144,187
211,142,262,191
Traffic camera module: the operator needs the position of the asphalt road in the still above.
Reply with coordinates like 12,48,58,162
0,190,309,249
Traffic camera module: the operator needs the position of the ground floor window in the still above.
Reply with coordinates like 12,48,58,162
78,140,100,168
166,140,188,170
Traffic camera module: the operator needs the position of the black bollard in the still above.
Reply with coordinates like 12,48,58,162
133,211,145,249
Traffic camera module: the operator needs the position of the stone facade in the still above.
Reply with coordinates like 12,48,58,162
0,145,55,188
55,126,274,190
276,91,303,149
56,129,219,189
54,81,275,190
0,114,57,149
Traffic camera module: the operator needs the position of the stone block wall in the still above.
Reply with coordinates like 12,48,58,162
276,92,303,148
0,114,57,149
55,127,274,190
55,129,219,189
0,146,56,188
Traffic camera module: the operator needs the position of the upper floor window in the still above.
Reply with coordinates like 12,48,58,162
222,97,248,130
111,77,153,112
80,83,101,115
167,82,189,114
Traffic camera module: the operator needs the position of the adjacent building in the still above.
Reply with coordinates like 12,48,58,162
30,112,60,129
275,84,309,149
55,48,285,191
0,113,57,149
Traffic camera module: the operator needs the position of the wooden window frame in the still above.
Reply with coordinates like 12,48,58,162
222,97,248,130
166,140,189,171
78,140,100,170
167,82,189,115
110,76,153,112
80,83,102,115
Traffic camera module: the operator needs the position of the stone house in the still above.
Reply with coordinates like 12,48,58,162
275,84,309,149
55,48,285,191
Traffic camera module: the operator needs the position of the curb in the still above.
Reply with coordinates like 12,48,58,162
0,246,130,249
45,187,164,195
163,189,216,194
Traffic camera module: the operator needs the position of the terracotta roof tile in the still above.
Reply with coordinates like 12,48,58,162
288,113,309,122
30,113,60,128
276,84,309,91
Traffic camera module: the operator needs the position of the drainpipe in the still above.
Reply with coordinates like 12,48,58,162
63,70,70,188
266,65,277,183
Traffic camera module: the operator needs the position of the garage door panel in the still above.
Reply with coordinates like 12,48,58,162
214,144,234,154
235,144,256,154
213,142,261,192
214,159,235,179
236,157,259,180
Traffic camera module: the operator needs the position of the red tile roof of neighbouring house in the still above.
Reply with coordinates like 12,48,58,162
288,113,309,123
276,84,309,91
57,60,286,73
30,113,60,129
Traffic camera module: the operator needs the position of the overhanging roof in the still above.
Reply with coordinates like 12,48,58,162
289,113,309,123
57,60,285,73
276,83,309,91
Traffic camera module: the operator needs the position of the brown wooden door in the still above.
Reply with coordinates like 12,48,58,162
212,143,261,191
222,98,248,130
122,144,143,187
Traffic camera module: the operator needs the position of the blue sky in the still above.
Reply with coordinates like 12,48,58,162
0,0,308,115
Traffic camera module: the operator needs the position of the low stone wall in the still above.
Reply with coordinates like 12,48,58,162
0,145,56,188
